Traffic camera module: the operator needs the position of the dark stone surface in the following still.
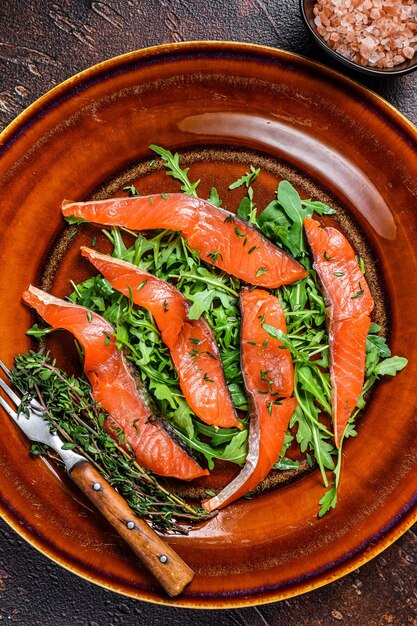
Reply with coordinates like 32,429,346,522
0,1,416,624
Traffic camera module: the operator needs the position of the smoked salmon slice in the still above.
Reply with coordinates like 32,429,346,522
203,288,297,511
22,286,208,480
62,194,307,288
303,217,374,448
81,247,240,430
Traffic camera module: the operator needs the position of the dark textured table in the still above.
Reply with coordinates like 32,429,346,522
0,1,416,624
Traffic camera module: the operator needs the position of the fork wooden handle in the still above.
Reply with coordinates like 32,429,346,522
70,461,194,596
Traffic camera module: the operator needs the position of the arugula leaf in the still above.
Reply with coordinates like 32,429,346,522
227,382,248,410
149,144,200,196
297,364,332,415
318,484,337,517
187,289,222,320
374,356,408,377
262,323,292,349
229,165,260,190
274,458,300,471
236,196,252,221
219,429,248,464
301,199,336,215
208,187,222,207
26,323,55,339
172,400,196,439
318,445,343,517
258,199,291,229
277,180,308,257
369,322,382,333
64,216,87,225
366,334,391,358
365,347,380,377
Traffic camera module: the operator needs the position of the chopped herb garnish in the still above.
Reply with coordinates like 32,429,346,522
351,282,364,299
248,245,259,255
86,311,92,323
256,267,268,277
190,337,202,345
136,280,147,291
333,271,344,277
123,185,139,196
234,225,245,238
224,214,235,224
161,193,168,199
203,372,215,383
163,300,169,312
207,250,223,263
189,348,200,361
260,369,273,390
323,251,333,261
203,351,217,360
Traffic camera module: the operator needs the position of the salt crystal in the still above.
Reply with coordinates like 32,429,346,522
403,46,415,58
312,0,417,69
360,35,377,58
368,51,381,64
321,12,330,26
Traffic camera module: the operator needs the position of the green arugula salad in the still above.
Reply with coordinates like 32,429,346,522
15,144,407,530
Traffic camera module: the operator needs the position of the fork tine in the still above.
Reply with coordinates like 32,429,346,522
0,359,12,378
0,376,21,407
0,394,18,420
0,360,45,413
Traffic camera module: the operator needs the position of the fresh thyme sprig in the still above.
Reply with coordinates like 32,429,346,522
11,351,213,534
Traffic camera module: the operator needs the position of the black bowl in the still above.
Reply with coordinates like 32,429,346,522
300,0,417,76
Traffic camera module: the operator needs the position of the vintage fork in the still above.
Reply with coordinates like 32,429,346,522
0,359,194,597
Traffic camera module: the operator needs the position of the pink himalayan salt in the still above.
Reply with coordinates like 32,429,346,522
312,0,417,69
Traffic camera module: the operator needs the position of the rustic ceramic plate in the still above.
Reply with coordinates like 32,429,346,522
0,42,416,608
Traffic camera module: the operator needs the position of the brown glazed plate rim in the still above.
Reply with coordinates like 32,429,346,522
0,41,417,608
